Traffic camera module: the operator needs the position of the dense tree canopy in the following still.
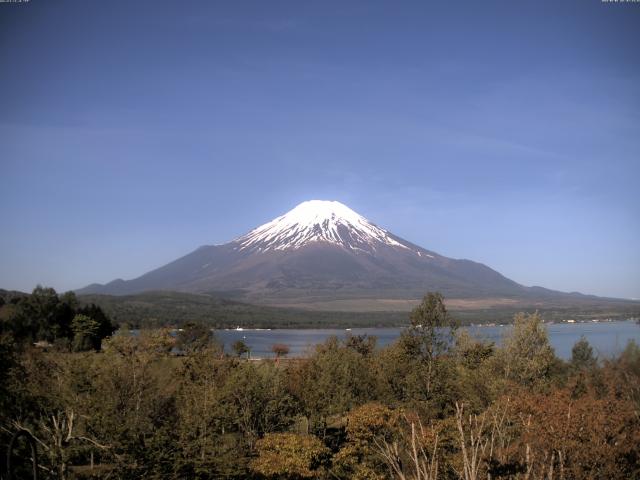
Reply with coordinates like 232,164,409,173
0,286,115,350
1,293,639,479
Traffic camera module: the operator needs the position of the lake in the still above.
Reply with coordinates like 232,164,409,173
215,320,640,360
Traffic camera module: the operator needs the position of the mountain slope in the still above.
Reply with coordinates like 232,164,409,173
77,200,581,304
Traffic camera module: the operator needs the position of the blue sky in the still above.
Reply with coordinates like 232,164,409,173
1,0,638,298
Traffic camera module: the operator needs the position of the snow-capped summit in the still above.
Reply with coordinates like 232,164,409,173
235,200,409,253
78,199,531,303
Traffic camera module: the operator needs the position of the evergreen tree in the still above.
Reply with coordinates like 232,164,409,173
232,339,250,358
72,313,100,351
77,303,116,343
571,335,597,372
176,322,215,354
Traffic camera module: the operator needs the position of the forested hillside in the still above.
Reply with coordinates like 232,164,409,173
77,291,408,329
78,290,640,329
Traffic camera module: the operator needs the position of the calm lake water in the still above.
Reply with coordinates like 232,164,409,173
215,320,640,360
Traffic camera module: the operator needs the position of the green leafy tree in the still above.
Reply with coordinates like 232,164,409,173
570,335,597,372
175,353,244,477
177,322,216,354
618,339,640,377
94,330,179,477
345,334,377,356
0,287,114,348
501,311,556,386
22,286,62,342
0,301,27,341
77,303,116,344
400,292,457,395
290,336,376,436
72,314,100,351
223,362,298,447
59,291,79,310
452,330,499,410
454,329,495,370
232,339,250,358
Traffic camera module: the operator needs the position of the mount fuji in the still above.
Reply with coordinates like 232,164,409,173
78,200,583,306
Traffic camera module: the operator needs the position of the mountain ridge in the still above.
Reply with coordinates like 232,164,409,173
77,200,605,305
